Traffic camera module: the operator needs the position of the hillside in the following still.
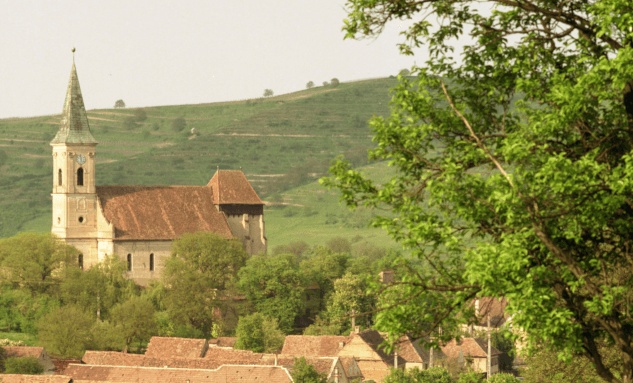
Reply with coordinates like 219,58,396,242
0,77,401,241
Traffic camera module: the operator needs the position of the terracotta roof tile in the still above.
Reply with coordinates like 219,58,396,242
354,361,391,382
338,356,363,379
208,337,237,348
3,346,44,359
355,330,405,367
206,171,264,205
96,186,233,241
0,375,71,383
64,364,293,383
281,335,348,357
52,359,82,375
145,337,209,359
440,337,502,359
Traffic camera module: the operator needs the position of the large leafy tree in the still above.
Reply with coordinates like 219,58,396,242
234,313,285,353
321,1,633,382
162,231,249,336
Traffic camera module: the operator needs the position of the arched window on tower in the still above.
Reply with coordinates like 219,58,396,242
149,253,154,271
78,254,83,270
127,254,132,271
77,168,84,186
58,169,62,186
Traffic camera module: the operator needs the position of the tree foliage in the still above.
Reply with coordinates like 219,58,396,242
4,356,44,375
321,1,633,382
110,296,157,351
384,366,454,383
291,357,328,383
134,109,147,122
37,305,94,358
307,81,315,89
162,231,248,336
171,117,186,132
234,313,285,353
330,78,340,87
238,253,305,333
114,99,126,109
264,89,274,97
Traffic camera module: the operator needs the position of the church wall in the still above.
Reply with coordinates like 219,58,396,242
63,238,99,269
113,240,172,285
223,213,266,255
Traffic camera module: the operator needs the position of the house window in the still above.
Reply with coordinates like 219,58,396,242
77,168,84,186
58,169,62,186
78,254,83,270
149,253,154,271
127,254,132,271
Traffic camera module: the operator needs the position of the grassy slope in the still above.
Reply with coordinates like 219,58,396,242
0,77,402,244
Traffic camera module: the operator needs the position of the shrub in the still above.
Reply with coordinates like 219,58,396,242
171,117,186,132
4,356,44,374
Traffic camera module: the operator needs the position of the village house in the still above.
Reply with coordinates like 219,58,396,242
440,337,502,375
49,60,266,285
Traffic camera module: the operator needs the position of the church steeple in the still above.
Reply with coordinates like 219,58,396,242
51,53,97,145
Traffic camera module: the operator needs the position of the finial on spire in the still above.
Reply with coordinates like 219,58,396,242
72,47,76,63
217,165,219,171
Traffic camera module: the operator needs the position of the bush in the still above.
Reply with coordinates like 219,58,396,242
330,78,339,87
37,305,94,358
141,130,150,140
488,373,519,383
4,356,44,374
122,117,138,131
171,117,186,132
134,109,147,122
234,313,284,353
325,237,351,254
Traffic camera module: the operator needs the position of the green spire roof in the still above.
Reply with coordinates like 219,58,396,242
51,63,98,145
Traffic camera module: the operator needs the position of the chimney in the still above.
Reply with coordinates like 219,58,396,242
338,342,345,348
354,326,360,334
475,299,480,317
274,353,278,366
394,351,398,369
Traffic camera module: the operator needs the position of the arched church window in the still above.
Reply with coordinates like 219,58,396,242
77,168,84,186
78,254,83,270
127,254,132,271
58,169,62,186
149,253,154,271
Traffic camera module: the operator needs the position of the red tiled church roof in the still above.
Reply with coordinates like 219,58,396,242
206,170,264,205
96,186,233,241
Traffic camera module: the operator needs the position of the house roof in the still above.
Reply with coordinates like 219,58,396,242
440,337,502,359
338,356,363,379
354,330,406,367
63,364,293,383
145,337,209,359
281,335,349,357
354,360,392,383
473,297,510,327
259,355,339,378
202,348,263,365
50,62,97,145
95,186,233,241
206,170,264,205
0,375,72,383
4,346,44,359
208,337,237,348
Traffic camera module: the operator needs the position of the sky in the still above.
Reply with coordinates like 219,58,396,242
0,0,446,119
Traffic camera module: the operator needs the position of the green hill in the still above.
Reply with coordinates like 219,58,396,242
0,77,402,244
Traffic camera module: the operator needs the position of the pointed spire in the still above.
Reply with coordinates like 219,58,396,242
51,48,97,145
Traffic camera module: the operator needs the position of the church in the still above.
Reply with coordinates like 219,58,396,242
50,59,267,285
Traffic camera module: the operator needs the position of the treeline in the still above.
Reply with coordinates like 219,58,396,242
0,232,402,358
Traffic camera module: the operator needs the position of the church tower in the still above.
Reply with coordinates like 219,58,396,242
50,51,99,268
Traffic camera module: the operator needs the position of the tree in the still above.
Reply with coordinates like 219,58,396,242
110,296,157,352
307,81,315,89
234,313,285,353
0,233,77,295
299,248,349,312
325,237,352,254
122,117,138,131
37,305,94,358
237,253,305,333
171,117,186,132
0,346,6,373
292,357,328,383
0,149,8,168
4,357,44,375
321,1,633,382
114,100,126,109
383,366,454,383
134,109,147,122
487,374,519,383
330,78,340,87
399,69,410,76
162,231,249,336
263,89,274,97
322,81,330,87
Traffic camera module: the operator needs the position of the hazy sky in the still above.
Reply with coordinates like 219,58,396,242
0,0,437,119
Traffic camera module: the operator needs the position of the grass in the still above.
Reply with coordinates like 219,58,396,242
0,77,402,241
0,331,40,346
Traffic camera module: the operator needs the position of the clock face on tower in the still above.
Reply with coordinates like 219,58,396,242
76,154,86,165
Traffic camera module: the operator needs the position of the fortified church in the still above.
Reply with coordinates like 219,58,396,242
50,59,267,285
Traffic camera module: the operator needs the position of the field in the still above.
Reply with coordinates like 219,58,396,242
0,76,407,250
